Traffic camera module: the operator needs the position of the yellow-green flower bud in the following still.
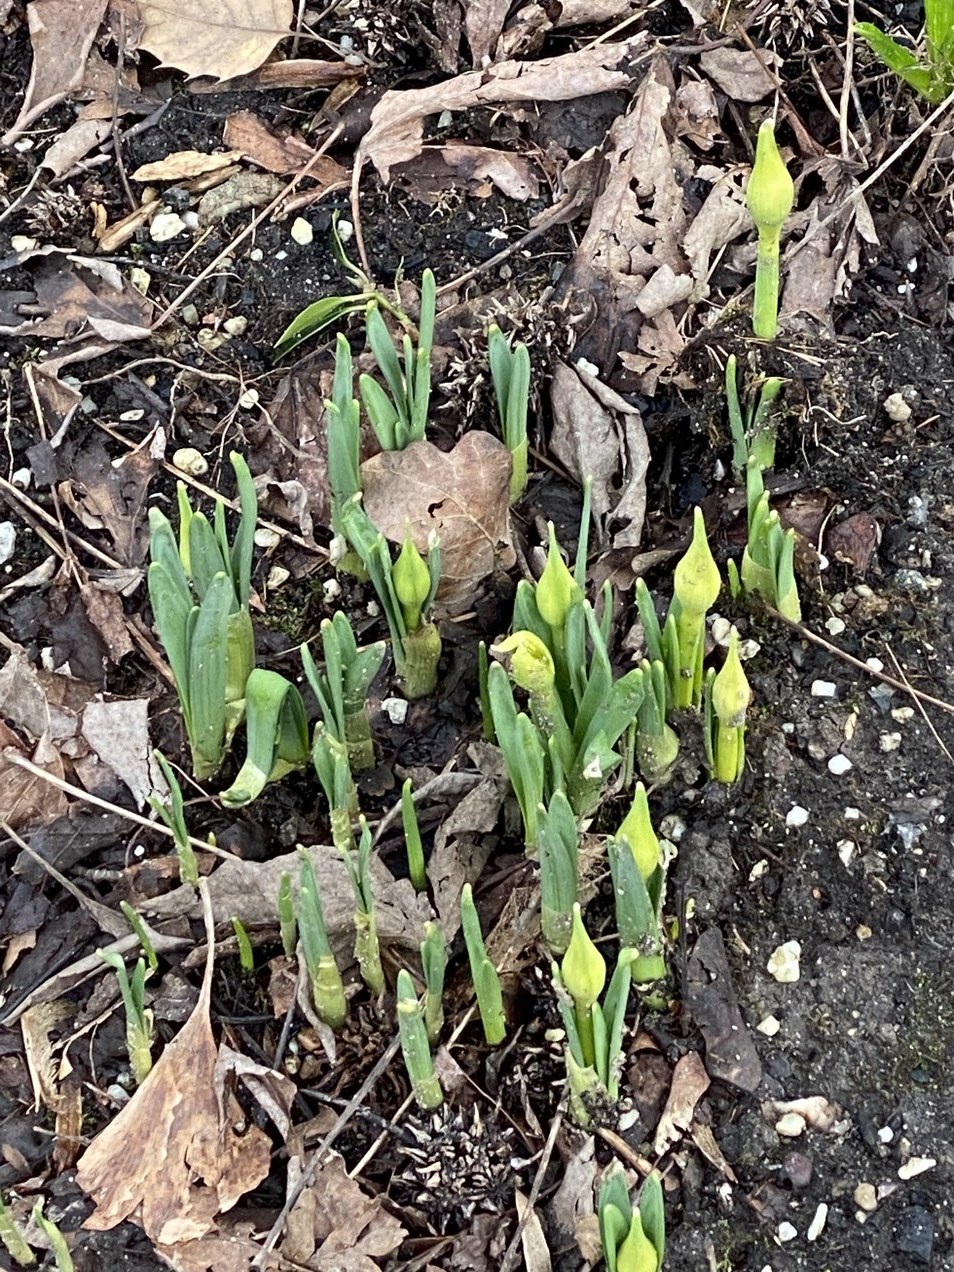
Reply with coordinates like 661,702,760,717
492,631,555,698
617,1212,659,1272
745,119,794,234
616,782,660,882
537,523,579,630
393,534,430,630
712,628,750,728
561,903,605,1012
673,507,721,618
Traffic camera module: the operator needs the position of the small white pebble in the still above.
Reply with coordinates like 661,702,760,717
119,409,145,421
151,211,186,242
249,247,264,262
883,392,912,422
172,447,208,477
711,616,732,644
223,315,247,336
776,1112,806,1138
811,679,837,698
777,1222,798,1243
878,1126,894,1144
890,706,915,722
825,616,846,636
879,732,902,753
786,805,809,828
266,565,290,589
749,858,769,882
837,839,856,868
865,656,884,672
336,219,354,242
854,1182,878,1212
12,467,31,489
856,924,872,941
828,754,853,775
844,806,861,820
254,527,281,550
767,940,801,983
238,388,260,409
182,210,199,230
11,234,38,251
290,217,314,245
898,1157,936,1180
0,522,16,565
807,1203,828,1241
322,578,342,601
757,1015,781,1036
381,696,408,725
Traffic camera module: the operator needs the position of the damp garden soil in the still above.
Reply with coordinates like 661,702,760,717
1,16,954,1272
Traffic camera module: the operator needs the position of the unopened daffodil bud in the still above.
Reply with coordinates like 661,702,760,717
536,523,579,630
393,534,431,631
617,1212,659,1272
673,507,721,618
561,903,606,1012
746,119,794,234
493,631,555,698
712,627,750,728
616,782,661,882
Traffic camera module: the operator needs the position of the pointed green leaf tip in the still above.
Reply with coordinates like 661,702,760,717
673,507,721,617
616,782,660,882
617,1211,659,1272
712,627,750,727
537,522,579,628
393,534,430,624
745,120,794,233
561,903,606,1011
493,630,555,697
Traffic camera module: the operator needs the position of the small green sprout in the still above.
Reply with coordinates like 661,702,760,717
729,459,801,621
460,883,506,1045
634,659,680,784
220,670,310,807
98,950,155,1086
487,323,531,503
0,1192,36,1266
298,847,347,1029
392,532,443,698
725,354,784,474
119,902,159,973
231,917,255,973
396,969,443,1111
311,724,359,853
31,1203,73,1272
856,0,954,103
340,816,385,997
360,270,436,450
559,904,606,1068
486,662,547,849
671,508,722,710
401,779,427,892
420,920,447,1045
303,612,386,773
609,783,667,983
148,752,199,886
599,1166,666,1272
147,452,257,780
325,334,362,539
745,119,795,341
704,627,751,784
537,790,579,955
278,872,297,958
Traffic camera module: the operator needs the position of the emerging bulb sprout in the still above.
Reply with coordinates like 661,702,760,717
745,119,795,340
393,533,431,632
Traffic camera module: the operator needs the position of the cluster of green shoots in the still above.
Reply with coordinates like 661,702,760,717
0,1192,74,1271
856,0,954,103
600,1165,666,1271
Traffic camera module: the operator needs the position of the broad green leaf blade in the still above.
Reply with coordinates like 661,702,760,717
148,561,195,727
274,294,367,360
189,512,229,603
229,451,258,609
187,572,232,778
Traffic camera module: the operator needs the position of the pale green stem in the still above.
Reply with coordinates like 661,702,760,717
753,229,781,340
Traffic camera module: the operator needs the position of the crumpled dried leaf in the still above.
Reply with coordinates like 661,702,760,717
2,0,108,145
549,360,649,548
440,142,539,200
0,725,68,831
464,0,511,65
653,1050,710,1155
196,171,285,223
135,0,293,82
8,251,152,342
223,110,349,181
359,36,648,182
76,896,272,1243
686,927,762,1092
546,1136,598,1261
698,47,779,103
131,150,244,182
280,1152,406,1268
80,698,158,807
57,437,157,565
361,432,515,612
214,1044,296,1139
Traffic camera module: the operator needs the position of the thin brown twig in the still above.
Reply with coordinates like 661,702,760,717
884,643,954,766
766,607,954,715
0,474,125,571
498,1090,566,1272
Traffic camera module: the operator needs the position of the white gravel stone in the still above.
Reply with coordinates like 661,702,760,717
322,578,342,601
811,679,837,698
767,940,801,983
290,217,314,245
879,732,902,752
883,391,912,422
854,1182,878,1212
0,522,16,565
239,388,260,409
898,1157,936,1180
381,697,408,725
837,839,856,868
890,706,915,722
878,1126,894,1144
776,1112,806,1138
223,315,247,336
786,805,809,828
807,1203,828,1241
254,527,281,549
172,447,208,476
827,753,853,775
825,616,846,635
756,1015,781,1036
151,211,186,242
266,565,290,589
777,1222,798,1243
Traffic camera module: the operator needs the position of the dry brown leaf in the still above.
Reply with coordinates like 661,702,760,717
441,142,538,200
192,56,363,92
40,118,114,179
11,253,152,342
556,0,643,23
280,1152,406,1268
155,1221,265,1272
698,47,779,103
516,1189,552,1272
0,727,68,830
58,437,156,565
80,698,156,805
131,150,244,181
361,433,514,611
134,0,293,81
653,1050,711,1155
223,110,349,183
75,898,272,1243
2,0,109,145
359,36,648,182
550,361,649,548
464,0,511,65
